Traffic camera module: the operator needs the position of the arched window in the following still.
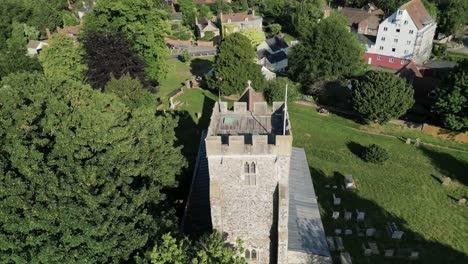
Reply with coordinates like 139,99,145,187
245,249,250,259
251,249,257,260
250,162,256,173
244,162,249,173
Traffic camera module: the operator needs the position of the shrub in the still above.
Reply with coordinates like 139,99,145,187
361,144,389,164
179,50,191,63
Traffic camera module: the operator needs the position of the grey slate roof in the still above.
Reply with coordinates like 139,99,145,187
265,37,289,53
182,133,212,235
288,147,330,257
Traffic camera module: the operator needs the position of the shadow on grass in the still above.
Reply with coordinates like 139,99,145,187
190,58,213,76
346,141,366,160
310,167,468,264
420,146,468,186
170,95,216,225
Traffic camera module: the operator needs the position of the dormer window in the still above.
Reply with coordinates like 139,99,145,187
404,20,408,25
227,19,231,23
244,17,249,22
398,10,403,15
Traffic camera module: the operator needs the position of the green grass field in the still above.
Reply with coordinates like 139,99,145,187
157,57,214,98
288,103,468,264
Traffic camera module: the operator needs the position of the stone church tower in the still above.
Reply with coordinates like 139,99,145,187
183,84,331,264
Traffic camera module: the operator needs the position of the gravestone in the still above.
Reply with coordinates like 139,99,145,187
392,231,404,240
369,242,380,255
415,138,420,147
409,251,419,260
345,229,353,235
405,138,411,144
384,249,394,257
335,229,342,235
345,175,356,189
335,237,345,251
458,198,466,205
356,210,365,221
362,243,372,256
340,252,352,264
366,228,376,237
326,236,336,251
442,177,452,186
344,211,352,220
332,211,340,219
333,193,341,205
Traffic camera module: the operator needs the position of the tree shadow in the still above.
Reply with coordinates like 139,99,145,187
346,141,366,160
309,167,468,264
190,58,213,77
420,146,468,186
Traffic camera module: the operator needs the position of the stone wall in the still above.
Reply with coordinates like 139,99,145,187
287,250,332,264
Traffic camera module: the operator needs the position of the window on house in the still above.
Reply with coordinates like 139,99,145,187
407,40,411,45
389,58,395,63
250,162,256,174
401,60,406,65
381,37,386,41
409,30,414,34
404,49,409,54
404,20,408,25
251,250,257,260
392,19,396,23
398,10,403,15
392,48,396,52
379,46,384,50
394,38,398,43
383,27,388,31
377,56,382,60
396,29,400,33
245,250,250,259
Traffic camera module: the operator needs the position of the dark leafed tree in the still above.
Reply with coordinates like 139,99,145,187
288,13,365,85
0,72,186,263
84,0,170,81
81,31,147,89
433,60,468,131
352,71,415,124
213,33,266,95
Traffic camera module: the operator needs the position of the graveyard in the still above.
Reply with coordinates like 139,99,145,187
171,89,467,263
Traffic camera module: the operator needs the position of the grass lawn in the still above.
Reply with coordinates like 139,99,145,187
157,57,214,99
173,89,468,263
288,103,468,264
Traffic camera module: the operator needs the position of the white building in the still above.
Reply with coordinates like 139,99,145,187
256,36,290,72
365,0,436,69
26,40,49,56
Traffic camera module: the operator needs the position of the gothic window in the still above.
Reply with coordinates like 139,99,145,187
251,249,257,260
250,162,256,173
383,27,388,31
245,249,250,259
409,30,414,34
244,162,250,173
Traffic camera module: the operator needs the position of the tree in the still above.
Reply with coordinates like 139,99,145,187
268,23,282,36
239,28,266,47
38,33,87,82
0,72,186,263
264,77,301,104
433,61,468,131
179,49,192,63
241,0,249,11
105,74,154,109
199,4,213,19
178,0,198,28
213,0,232,15
84,0,170,81
352,71,414,124
81,31,147,89
439,0,468,38
213,33,266,95
151,232,247,264
289,13,365,85
361,144,389,164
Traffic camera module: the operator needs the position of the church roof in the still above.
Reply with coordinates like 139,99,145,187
237,82,264,112
288,148,330,257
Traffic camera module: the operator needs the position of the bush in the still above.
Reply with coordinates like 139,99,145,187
179,50,191,63
361,144,389,164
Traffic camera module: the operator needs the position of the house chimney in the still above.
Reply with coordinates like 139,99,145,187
46,28,51,39
251,9,255,16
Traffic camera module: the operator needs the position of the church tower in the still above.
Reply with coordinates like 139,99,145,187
205,83,292,264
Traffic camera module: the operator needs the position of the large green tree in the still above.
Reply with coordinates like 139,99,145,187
105,74,154,109
352,71,415,124
38,33,87,82
439,0,468,38
151,232,246,264
84,0,170,81
0,72,186,262
433,61,468,131
213,33,266,95
289,13,365,85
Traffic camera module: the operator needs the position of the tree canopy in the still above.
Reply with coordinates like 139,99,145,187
288,13,365,85
439,0,468,38
0,72,186,262
239,28,266,47
264,77,301,104
84,0,170,81
213,33,266,95
38,33,87,82
433,60,468,131
151,232,247,264
81,31,147,89
352,71,414,124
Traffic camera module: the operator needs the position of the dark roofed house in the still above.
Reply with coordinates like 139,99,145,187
256,36,290,72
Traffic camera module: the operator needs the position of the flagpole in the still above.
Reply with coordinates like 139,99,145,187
283,83,288,136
